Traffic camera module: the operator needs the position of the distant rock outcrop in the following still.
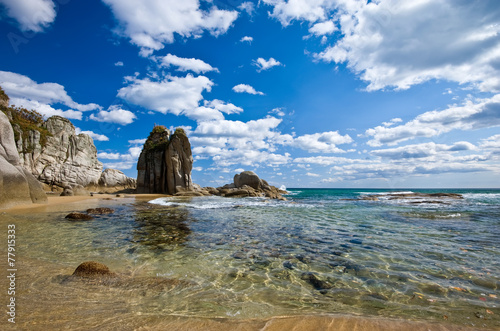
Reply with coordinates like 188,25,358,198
99,168,136,192
212,171,287,200
0,110,47,208
137,126,194,194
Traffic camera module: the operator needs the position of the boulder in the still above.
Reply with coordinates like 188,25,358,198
216,171,287,200
234,171,262,190
0,110,47,208
98,168,136,191
72,261,115,277
86,207,114,215
65,212,93,220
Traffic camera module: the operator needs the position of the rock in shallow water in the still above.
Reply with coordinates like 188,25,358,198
65,212,93,220
72,261,115,277
86,207,114,215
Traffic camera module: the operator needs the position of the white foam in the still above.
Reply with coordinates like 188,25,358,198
148,196,314,209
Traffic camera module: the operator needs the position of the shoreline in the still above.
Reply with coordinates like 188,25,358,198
0,193,168,214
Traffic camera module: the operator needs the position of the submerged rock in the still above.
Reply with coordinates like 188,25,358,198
72,261,115,277
65,212,94,220
86,207,114,215
301,272,333,290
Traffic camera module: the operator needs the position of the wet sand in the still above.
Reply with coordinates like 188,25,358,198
1,195,497,331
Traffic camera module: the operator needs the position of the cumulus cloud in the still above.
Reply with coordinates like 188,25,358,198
204,99,243,115
89,105,137,125
128,138,147,145
190,116,293,167
75,128,109,142
102,0,238,55
117,74,213,114
253,57,283,72
366,94,500,146
313,0,500,92
263,1,500,93
0,0,56,32
292,131,353,153
114,61,124,67
262,0,338,26
8,97,83,120
98,145,143,170
239,2,255,16
158,54,218,74
232,83,264,95
240,36,253,43
0,70,101,111
371,142,476,160
308,20,336,36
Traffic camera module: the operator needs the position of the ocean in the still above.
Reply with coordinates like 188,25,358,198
2,189,499,329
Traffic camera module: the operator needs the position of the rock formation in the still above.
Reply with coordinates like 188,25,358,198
211,171,287,200
0,87,136,193
98,168,136,192
0,110,47,208
136,126,194,194
14,115,103,189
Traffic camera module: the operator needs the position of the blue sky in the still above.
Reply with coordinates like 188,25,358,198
1,0,499,188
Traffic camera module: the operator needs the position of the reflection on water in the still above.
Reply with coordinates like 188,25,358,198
1,190,499,330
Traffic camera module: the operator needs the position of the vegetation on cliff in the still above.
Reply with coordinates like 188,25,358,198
144,125,170,152
0,87,52,153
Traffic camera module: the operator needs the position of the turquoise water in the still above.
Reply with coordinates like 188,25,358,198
5,189,500,328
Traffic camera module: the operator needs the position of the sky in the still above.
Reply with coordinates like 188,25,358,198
0,0,499,189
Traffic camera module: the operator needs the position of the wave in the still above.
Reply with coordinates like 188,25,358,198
148,196,313,209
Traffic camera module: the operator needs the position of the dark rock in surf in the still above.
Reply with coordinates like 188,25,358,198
65,212,93,220
72,261,115,277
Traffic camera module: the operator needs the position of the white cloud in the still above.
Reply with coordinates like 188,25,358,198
292,131,353,153
253,57,283,72
294,156,363,166
102,0,238,55
262,0,338,26
306,172,320,177
75,128,109,142
8,97,83,120
102,162,135,170
366,94,500,146
0,0,56,32
239,2,255,16
308,20,336,36
313,0,500,92
190,116,293,167
97,152,121,160
0,71,101,111
158,54,218,74
232,84,264,95
371,142,476,160
128,138,147,145
240,36,253,43
204,99,243,115
117,74,213,114
184,106,225,122
114,61,124,67
89,105,137,125
270,107,285,117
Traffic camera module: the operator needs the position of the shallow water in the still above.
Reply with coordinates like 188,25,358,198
1,189,499,329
